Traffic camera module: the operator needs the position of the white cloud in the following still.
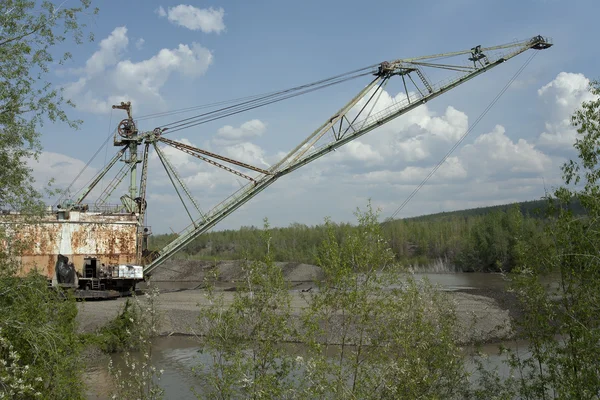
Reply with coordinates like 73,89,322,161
392,137,430,162
28,152,98,190
113,42,212,89
216,120,266,143
351,156,467,185
462,125,551,175
81,26,128,76
538,72,592,107
157,4,225,33
537,72,598,149
221,142,270,168
135,38,145,50
185,171,219,190
155,6,167,17
63,27,213,114
340,141,383,164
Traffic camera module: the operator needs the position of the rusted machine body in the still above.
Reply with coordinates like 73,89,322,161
0,208,140,290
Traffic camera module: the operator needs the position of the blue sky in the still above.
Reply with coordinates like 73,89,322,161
32,0,600,233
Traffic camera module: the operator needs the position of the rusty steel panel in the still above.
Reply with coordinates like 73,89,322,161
0,211,138,278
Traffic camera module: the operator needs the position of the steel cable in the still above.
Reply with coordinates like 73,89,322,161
162,72,373,134
136,64,377,123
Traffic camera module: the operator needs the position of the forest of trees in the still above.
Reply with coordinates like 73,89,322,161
149,199,581,272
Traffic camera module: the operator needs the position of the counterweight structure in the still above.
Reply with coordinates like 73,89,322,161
54,35,552,279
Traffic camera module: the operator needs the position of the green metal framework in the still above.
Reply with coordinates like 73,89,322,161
60,35,552,275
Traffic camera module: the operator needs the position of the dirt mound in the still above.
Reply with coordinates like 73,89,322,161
278,262,323,282
149,259,323,283
147,259,213,281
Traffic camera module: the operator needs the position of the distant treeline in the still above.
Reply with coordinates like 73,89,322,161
149,199,584,272
402,199,584,221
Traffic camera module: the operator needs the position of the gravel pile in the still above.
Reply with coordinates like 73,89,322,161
148,259,324,283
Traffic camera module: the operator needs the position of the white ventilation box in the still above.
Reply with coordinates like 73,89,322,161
117,265,144,279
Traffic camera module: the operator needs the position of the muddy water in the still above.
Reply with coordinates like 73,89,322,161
85,335,526,399
150,272,509,292
85,336,203,400
402,272,508,291
84,272,515,399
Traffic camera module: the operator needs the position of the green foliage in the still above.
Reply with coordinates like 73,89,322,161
195,219,297,399
0,0,97,211
456,206,546,272
0,2,98,398
0,273,84,399
402,198,583,222
473,80,600,399
0,329,43,399
299,204,467,399
195,206,467,399
151,201,552,273
93,298,142,353
108,285,164,400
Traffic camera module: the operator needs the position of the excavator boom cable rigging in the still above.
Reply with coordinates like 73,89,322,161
58,35,552,277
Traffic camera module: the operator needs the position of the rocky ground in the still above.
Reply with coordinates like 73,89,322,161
144,259,325,283
76,260,517,344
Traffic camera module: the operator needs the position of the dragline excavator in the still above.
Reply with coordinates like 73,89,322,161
56,35,552,283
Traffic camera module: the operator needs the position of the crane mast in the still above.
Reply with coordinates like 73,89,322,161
58,35,552,277
143,35,552,275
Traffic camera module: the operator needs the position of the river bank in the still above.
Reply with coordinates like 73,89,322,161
77,289,514,344
79,261,522,399
76,260,517,344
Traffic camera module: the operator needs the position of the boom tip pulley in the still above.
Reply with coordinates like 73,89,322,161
530,35,553,50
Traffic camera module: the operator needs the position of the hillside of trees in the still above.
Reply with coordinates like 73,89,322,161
402,198,584,221
149,198,583,272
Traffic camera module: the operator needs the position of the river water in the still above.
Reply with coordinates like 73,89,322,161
147,271,510,292
84,337,527,399
84,272,524,399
